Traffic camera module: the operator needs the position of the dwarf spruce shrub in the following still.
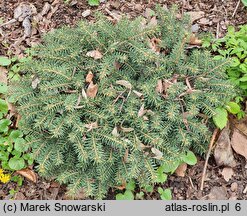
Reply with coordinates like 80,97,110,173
10,6,236,198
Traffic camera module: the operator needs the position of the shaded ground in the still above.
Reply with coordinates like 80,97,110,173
0,0,247,200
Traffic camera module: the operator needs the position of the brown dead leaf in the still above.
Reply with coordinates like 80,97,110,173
16,168,37,183
47,4,59,20
120,127,134,133
175,163,187,177
155,79,163,94
86,50,103,60
133,90,143,98
208,186,228,200
114,181,126,190
114,61,121,70
14,192,26,200
214,127,236,167
149,16,157,26
40,2,51,16
85,71,94,83
85,122,98,131
230,182,238,192
221,167,234,182
186,11,205,23
149,37,161,53
231,128,247,160
151,147,163,160
116,80,132,89
138,104,146,117
112,126,119,137
123,148,128,163
189,34,202,45
86,82,98,98
0,67,7,84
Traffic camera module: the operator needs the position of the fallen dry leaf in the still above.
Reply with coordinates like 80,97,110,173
230,182,238,192
86,50,103,60
151,147,163,160
112,126,119,137
85,122,98,131
40,2,51,16
0,67,7,84
133,90,143,98
116,80,132,89
120,127,134,133
85,71,94,83
138,104,146,117
31,77,40,89
123,148,128,163
16,168,37,183
81,9,91,18
208,186,228,200
214,127,236,167
155,79,163,94
149,37,161,53
175,163,187,177
186,11,205,23
231,128,247,160
189,34,202,45
14,192,26,200
221,167,234,182
86,82,98,98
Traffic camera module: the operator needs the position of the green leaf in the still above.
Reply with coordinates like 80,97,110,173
0,82,8,94
0,151,9,161
213,108,228,129
144,185,154,193
242,0,247,6
160,161,180,173
126,180,135,191
88,0,100,6
11,175,23,186
158,187,163,194
239,76,247,82
116,190,134,200
0,56,11,66
160,188,172,200
156,167,168,183
135,191,144,200
0,99,8,117
0,119,11,133
9,130,23,142
182,151,197,165
8,157,25,170
226,102,241,114
14,138,28,152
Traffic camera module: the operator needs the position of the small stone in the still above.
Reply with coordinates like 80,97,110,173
191,24,199,32
230,182,238,192
82,9,91,18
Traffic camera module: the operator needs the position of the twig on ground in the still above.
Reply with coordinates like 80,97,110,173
0,19,17,27
232,0,241,18
200,128,219,191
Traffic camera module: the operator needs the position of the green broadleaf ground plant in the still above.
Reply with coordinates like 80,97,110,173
242,0,247,6
158,187,172,200
88,0,100,6
10,6,236,199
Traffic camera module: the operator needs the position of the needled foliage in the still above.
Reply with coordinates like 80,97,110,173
9,6,236,199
